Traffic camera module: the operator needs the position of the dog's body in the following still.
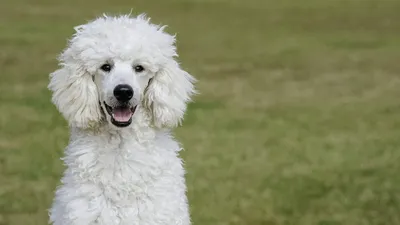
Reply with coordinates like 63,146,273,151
50,123,190,225
48,14,195,225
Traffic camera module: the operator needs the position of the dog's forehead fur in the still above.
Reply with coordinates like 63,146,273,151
60,14,177,72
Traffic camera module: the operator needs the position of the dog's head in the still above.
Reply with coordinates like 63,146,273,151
49,14,196,129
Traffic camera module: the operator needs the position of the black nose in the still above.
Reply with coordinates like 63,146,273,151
113,84,133,102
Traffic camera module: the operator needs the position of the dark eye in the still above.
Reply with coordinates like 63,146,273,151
134,65,144,73
100,63,112,72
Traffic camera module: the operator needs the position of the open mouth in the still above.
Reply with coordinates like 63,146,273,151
104,102,137,127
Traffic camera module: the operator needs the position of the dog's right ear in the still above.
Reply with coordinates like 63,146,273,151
48,64,102,128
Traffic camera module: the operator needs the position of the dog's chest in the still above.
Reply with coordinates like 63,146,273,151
81,141,175,200
57,132,189,225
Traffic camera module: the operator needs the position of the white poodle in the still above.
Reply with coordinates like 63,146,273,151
48,14,196,225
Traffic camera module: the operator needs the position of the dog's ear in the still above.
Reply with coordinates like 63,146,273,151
144,59,196,129
48,64,102,128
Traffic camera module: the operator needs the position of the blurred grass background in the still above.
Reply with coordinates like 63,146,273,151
1,0,400,224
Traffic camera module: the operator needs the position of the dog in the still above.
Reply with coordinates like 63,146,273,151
48,14,196,225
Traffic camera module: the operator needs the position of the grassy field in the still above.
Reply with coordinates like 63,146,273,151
1,0,400,224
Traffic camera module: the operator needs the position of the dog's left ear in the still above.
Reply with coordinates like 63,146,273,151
144,59,196,129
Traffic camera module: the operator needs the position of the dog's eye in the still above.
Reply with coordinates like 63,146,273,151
134,65,145,73
100,64,112,72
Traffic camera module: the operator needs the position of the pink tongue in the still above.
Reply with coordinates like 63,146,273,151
112,108,133,122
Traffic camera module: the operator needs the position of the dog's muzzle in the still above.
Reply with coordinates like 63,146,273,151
102,84,137,127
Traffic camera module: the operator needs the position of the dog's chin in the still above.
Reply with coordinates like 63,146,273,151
104,102,137,128
110,117,132,127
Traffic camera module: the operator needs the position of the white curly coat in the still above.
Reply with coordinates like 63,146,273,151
48,14,196,225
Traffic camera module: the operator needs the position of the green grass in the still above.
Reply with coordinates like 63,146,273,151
1,0,400,224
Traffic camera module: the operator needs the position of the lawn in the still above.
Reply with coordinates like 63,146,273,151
1,0,400,224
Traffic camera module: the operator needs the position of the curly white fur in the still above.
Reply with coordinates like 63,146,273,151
48,14,196,225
